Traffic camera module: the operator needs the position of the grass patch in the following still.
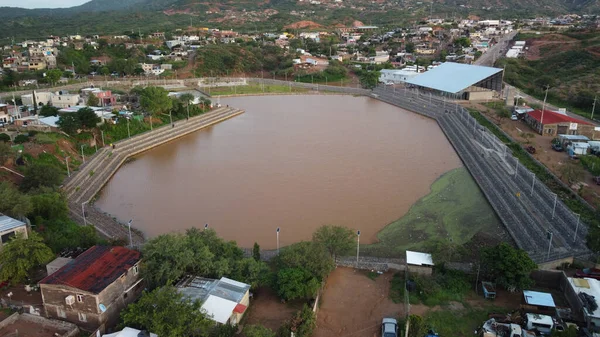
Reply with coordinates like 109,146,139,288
34,133,63,144
469,108,600,250
390,272,405,303
424,306,506,337
208,84,308,96
409,268,471,306
361,167,500,257
581,155,600,176
365,271,380,280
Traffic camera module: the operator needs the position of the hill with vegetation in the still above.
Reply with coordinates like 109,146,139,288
497,29,600,120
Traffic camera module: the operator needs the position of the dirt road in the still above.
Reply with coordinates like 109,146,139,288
314,267,404,337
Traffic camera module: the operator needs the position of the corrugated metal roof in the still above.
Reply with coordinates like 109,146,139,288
0,215,26,233
523,290,556,307
406,251,434,266
201,295,238,324
405,62,503,94
40,246,140,294
528,110,591,126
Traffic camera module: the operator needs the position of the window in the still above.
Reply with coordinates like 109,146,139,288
78,312,87,322
76,294,83,303
1,231,16,244
57,307,66,318
133,265,139,275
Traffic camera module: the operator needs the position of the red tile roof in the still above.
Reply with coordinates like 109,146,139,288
40,246,140,294
233,303,247,314
527,110,591,126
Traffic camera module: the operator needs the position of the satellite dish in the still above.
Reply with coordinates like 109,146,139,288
99,304,107,313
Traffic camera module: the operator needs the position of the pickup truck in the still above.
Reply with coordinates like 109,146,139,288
479,319,536,337
575,268,600,280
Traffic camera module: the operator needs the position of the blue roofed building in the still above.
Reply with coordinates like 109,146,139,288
405,62,504,100
522,290,556,316
0,215,28,248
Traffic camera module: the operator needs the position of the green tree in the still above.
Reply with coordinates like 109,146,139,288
13,134,29,144
405,42,415,53
275,241,334,281
78,107,101,128
0,133,10,142
57,112,82,134
231,257,271,290
252,242,261,261
120,286,212,337
0,232,54,285
141,233,195,289
454,37,471,48
243,325,275,337
87,93,100,107
290,305,316,337
99,66,110,76
0,182,33,217
276,268,320,301
20,162,63,192
45,69,63,85
0,142,12,165
359,70,380,89
312,225,355,263
39,105,59,117
179,93,195,106
481,243,537,290
30,189,69,220
140,86,173,119
407,315,427,337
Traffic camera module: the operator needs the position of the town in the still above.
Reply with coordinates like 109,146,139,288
0,8,600,337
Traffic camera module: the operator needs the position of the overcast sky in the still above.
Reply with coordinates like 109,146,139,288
0,0,89,8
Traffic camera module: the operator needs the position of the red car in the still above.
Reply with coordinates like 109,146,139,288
575,268,600,280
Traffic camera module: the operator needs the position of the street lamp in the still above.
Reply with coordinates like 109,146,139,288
547,231,553,260
127,117,131,138
540,85,550,133
81,201,88,226
276,227,280,254
356,230,360,267
574,213,581,243
204,223,209,230
127,219,133,248
80,145,85,163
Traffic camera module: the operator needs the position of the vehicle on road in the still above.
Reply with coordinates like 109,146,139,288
382,318,398,337
552,143,564,152
575,268,600,280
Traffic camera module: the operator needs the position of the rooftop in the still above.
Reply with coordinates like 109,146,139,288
0,313,79,337
406,251,434,266
405,62,503,94
527,110,592,126
523,290,556,307
40,246,140,294
103,327,158,337
0,215,26,233
568,277,600,318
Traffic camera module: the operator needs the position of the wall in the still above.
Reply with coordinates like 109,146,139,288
467,90,494,101
537,256,574,271
0,313,80,337
407,265,433,276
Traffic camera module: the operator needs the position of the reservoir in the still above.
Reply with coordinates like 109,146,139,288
95,95,463,248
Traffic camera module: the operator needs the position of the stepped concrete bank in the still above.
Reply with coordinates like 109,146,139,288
63,107,244,244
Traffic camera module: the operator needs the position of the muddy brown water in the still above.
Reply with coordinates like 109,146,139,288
95,95,462,248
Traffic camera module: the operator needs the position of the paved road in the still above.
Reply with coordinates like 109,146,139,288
372,85,591,263
475,31,517,67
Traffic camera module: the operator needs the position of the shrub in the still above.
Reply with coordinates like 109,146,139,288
0,133,10,143
13,134,30,144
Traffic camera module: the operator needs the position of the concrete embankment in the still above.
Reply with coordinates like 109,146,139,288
64,107,244,244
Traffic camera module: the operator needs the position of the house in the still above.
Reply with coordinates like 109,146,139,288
379,69,419,84
176,276,250,325
46,257,73,276
22,91,81,109
0,104,8,124
0,313,79,337
39,246,143,330
406,250,434,275
103,327,158,337
524,109,597,139
521,290,556,316
0,215,28,247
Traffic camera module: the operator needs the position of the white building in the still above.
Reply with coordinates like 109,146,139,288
379,69,419,84
22,91,81,109
0,215,28,248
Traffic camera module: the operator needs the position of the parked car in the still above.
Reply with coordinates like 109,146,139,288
382,318,398,337
552,143,563,152
510,114,518,121
575,268,600,280
526,146,536,154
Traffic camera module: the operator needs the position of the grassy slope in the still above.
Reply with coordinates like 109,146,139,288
362,167,500,257
208,84,307,96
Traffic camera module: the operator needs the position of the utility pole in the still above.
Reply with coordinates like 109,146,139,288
540,85,549,133
592,95,597,120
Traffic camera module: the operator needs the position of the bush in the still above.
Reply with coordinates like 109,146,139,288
13,134,30,144
27,130,38,137
581,155,600,176
0,133,10,143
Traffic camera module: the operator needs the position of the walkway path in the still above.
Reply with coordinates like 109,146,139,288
63,107,244,244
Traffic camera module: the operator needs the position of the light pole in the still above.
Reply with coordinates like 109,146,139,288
276,227,280,254
547,231,553,260
592,96,597,120
356,230,360,267
540,85,550,133
127,117,131,138
127,219,133,248
552,193,558,219
574,213,581,242
204,223,208,230
187,102,190,120
65,157,70,177
81,145,85,163
81,201,88,226
169,110,173,126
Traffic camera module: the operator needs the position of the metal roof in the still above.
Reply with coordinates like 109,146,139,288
0,215,26,233
405,62,503,94
523,290,556,307
201,295,238,324
406,251,434,266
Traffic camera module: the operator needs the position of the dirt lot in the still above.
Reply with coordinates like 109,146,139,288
242,287,301,332
524,34,580,61
314,267,404,337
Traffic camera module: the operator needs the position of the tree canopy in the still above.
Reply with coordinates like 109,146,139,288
120,286,212,337
0,142,12,165
56,107,101,134
481,243,537,290
0,232,54,285
276,267,321,301
87,93,100,107
45,69,63,85
274,241,334,281
312,225,355,263
20,162,63,192
140,86,173,116
0,182,33,217
39,105,59,117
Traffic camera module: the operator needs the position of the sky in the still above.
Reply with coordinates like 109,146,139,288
0,0,89,8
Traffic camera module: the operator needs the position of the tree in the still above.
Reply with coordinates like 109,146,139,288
120,286,212,337
359,70,380,89
99,66,110,76
244,325,275,337
276,268,320,301
275,241,334,281
78,107,101,128
0,182,33,217
0,232,54,285
179,93,195,106
140,86,173,118
454,37,471,48
481,243,536,290
57,112,82,134
407,315,427,337
45,69,63,85
289,305,316,337
20,162,63,192
39,105,59,117
312,225,354,263
30,189,69,220
141,233,195,289
0,142,12,165
560,161,585,185
252,242,261,261
87,93,100,107
405,42,415,53
0,133,10,142
13,134,29,144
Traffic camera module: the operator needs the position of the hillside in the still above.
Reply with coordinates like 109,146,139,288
497,30,600,120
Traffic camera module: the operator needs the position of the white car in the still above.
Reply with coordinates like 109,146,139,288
382,318,398,337
511,114,518,121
